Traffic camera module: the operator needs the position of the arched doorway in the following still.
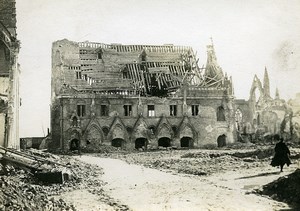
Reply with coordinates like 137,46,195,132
70,139,80,151
111,138,126,148
180,137,194,148
158,137,171,147
135,138,148,149
217,135,226,147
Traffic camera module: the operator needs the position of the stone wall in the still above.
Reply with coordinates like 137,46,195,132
0,0,20,149
50,39,236,151
50,93,235,150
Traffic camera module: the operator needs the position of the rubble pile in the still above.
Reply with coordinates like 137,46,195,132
82,145,122,153
0,150,129,210
230,148,274,159
105,147,300,177
0,166,75,210
108,149,272,176
258,169,300,207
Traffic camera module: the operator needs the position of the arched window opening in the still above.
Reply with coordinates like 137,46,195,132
217,106,226,121
97,49,103,59
257,114,261,125
102,127,109,136
72,116,78,127
70,139,80,151
235,109,243,131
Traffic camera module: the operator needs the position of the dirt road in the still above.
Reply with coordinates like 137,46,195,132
78,155,293,211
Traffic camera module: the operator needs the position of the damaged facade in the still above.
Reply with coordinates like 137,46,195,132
50,39,236,151
235,68,290,142
287,93,300,141
0,0,20,149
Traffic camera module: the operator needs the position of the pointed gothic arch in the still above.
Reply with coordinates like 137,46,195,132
108,116,128,144
178,116,196,139
132,116,149,140
178,116,196,148
156,116,173,139
84,123,104,147
157,123,173,139
249,75,264,102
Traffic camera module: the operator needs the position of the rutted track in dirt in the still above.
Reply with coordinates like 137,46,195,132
79,156,292,211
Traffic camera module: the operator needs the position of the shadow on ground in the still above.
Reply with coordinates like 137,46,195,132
236,171,281,180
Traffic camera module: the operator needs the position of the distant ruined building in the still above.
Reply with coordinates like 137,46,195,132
235,67,290,142
50,39,236,151
287,93,300,141
0,0,20,149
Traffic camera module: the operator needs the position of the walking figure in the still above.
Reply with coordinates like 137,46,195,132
271,135,291,172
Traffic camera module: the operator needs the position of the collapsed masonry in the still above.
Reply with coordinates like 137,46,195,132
50,39,236,151
235,68,293,142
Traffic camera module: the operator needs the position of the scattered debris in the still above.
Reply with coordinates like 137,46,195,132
99,147,300,177
0,149,129,210
0,146,71,184
257,169,300,208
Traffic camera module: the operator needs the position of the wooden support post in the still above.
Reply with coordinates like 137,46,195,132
156,73,161,90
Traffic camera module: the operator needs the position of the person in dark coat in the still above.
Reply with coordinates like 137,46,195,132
271,135,291,172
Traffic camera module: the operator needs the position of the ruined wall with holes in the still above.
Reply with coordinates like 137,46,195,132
234,71,290,142
50,39,236,151
51,94,235,150
0,0,20,149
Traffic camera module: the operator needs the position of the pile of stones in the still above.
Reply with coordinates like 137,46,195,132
258,168,300,208
0,152,129,211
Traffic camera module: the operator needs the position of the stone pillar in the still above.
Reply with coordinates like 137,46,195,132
182,85,187,115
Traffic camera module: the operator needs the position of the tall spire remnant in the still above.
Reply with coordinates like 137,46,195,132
263,66,270,97
204,38,224,85
275,87,280,99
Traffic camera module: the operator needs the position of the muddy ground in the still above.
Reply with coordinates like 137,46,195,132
1,145,300,210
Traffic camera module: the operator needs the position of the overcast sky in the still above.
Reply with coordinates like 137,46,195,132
16,0,300,137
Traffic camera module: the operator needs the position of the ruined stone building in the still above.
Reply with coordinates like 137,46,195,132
287,93,300,141
50,39,236,151
0,0,20,149
235,68,289,141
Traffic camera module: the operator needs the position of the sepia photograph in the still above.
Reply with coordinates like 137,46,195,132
1,0,300,210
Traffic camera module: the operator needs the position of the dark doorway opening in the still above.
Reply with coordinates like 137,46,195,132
180,137,194,148
217,135,227,147
158,137,171,147
111,138,125,148
135,138,148,149
70,139,80,151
